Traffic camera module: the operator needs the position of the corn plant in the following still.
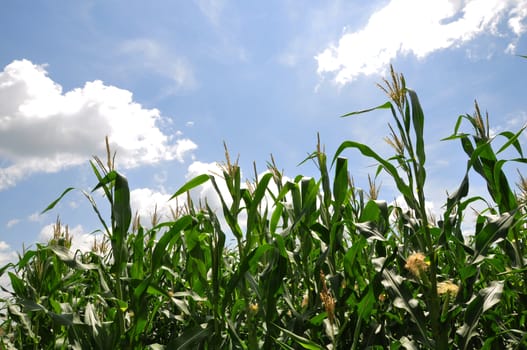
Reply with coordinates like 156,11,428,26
1,67,526,349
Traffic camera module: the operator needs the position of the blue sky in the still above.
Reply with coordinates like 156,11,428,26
1,0,527,265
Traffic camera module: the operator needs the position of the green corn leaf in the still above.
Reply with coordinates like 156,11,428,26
246,172,273,239
492,159,516,211
171,297,191,316
333,157,348,207
48,309,74,326
112,171,131,235
381,269,432,348
130,227,145,279
460,136,475,159
82,190,111,236
355,221,387,241
270,202,284,234
300,178,320,225
441,114,466,141
289,181,302,218
8,272,26,296
458,281,504,350
152,215,192,271
276,181,296,202
207,175,243,239
226,318,249,350
169,325,212,349
89,159,112,199
333,140,416,208
133,276,152,300
19,298,48,313
169,174,210,200
49,245,96,270
343,237,366,279
300,177,318,218
248,244,273,269
510,157,527,164
446,174,469,209
91,170,131,238
251,173,273,206
472,212,515,263
223,248,254,309
262,248,287,320
275,341,296,350
41,187,75,214
408,89,426,167
273,324,325,350
340,101,392,118
357,285,375,321
317,150,332,208
0,262,13,278
15,249,37,269
497,128,525,157
297,150,318,166
91,169,116,192
7,303,37,339
359,199,387,223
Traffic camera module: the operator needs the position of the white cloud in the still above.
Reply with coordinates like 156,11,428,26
184,161,231,209
28,212,41,222
316,0,527,85
6,219,20,228
129,188,174,226
0,241,19,266
0,241,9,251
0,59,197,190
195,0,227,26
276,52,299,67
119,38,197,92
174,139,198,162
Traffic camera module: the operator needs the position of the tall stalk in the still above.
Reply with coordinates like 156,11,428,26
335,66,447,348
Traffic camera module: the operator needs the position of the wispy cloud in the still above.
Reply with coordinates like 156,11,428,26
28,212,42,222
119,38,198,93
0,59,197,190
194,0,227,26
316,0,527,85
6,219,20,228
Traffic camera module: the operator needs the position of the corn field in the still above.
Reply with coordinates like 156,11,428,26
1,66,527,349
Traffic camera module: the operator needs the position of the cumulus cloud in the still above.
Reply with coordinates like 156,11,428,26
0,59,197,190
130,188,174,226
316,0,527,84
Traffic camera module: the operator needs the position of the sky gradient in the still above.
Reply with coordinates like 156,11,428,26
1,0,527,268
